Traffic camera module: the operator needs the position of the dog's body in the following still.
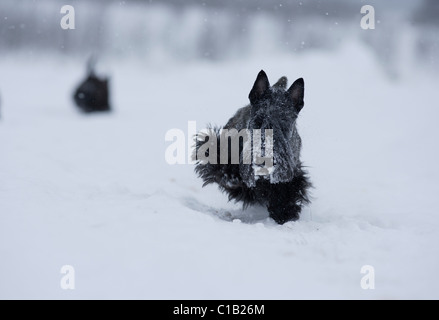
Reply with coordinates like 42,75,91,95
194,70,311,224
73,59,111,113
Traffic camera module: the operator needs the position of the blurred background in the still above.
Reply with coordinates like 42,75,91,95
1,0,439,299
1,0,438,76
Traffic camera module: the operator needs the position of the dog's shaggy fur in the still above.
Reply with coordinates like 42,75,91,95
194,70,311,224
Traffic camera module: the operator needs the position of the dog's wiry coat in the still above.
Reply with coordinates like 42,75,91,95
194,70,311,224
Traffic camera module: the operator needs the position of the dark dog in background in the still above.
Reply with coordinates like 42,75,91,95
73,58,111,113
194,70,311,224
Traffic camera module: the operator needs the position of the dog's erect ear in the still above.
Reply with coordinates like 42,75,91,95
87,55,97,76
273,76,288,90
249,70,270,104
288,78,304,112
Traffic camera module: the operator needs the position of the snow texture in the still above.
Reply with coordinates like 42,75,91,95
1,43,439,299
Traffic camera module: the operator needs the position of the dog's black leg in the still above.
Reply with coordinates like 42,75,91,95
267,196,301,224
267,176,309,224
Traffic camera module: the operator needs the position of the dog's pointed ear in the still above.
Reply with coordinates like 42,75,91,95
273,76,288,90
249,70,270,104
288,78,304,112
87,55,97,76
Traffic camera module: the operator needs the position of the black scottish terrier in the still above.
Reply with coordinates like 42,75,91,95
194,70,311,224
73,58,111,113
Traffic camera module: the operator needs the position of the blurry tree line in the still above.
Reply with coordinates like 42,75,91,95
0,0,438,75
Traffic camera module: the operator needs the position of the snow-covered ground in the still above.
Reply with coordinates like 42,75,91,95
1,42,438,299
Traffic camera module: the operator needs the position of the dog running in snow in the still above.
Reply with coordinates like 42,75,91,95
73,58,111,113
194,70,311,224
